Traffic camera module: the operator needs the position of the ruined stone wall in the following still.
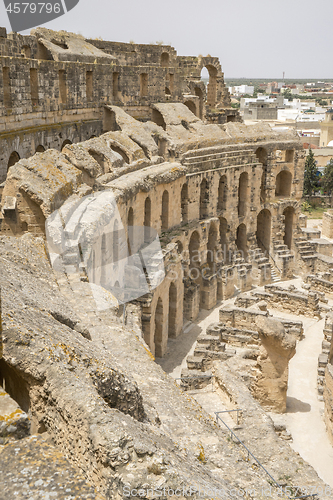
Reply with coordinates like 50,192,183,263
0,101,304,357
0,28,238,183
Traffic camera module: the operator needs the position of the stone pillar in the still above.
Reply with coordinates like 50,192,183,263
253,316,296,413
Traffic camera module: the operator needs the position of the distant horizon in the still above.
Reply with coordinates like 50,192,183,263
0,0,332,79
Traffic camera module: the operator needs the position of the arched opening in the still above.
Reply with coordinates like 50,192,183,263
151,108,166,131
7,151,20,171
283,207,295,250
200,178,209,219
275,170,292,197
168,282,177,339
201,65,217,107
127,207,134,254
21,45,31,58
154,298,164,357
161,190,169,230
195,87,204,119
285,149,294,163
184,100,196,116
189,231,200,274
110,144,129,163
207,223,217,269
236,223,247,259
256,209,271,254
88,149,110,173
144,196,151,243
35,145,45,153
61,139,72,151
217,175,227,211
238,172,249,217
181,183,188,223
255,147,268,167
219,217,228,263
160,52,170,67
256,147,267,203
139,73,148,97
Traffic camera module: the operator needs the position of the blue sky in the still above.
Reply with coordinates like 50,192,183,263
0,0,332,78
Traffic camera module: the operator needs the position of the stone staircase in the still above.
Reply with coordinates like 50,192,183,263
295,236,317,261
272,239,294,278
181,324,236,389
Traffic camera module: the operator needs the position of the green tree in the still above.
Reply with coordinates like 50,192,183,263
303,148,318,195
322,158,333,194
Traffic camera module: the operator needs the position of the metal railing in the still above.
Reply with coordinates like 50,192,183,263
215,411,317,500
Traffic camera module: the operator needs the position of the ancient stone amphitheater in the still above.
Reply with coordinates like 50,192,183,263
1,27,333,500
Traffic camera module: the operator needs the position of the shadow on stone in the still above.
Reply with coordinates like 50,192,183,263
286,396,311,413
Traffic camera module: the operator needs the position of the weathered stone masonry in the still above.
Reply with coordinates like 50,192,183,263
0,27,237,185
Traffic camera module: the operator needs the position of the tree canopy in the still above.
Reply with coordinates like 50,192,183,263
322,158,333,194
303,148,318,196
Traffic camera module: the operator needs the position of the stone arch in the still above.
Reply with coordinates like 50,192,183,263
35,145,45,153
275,170,292,197
217,175,227,211
110,144,129,163
207,223,218,268
154,298,164,357
181,183,188,223
200,178,209,219
236,223,247,259
160,52,170,67
151,108,166,130
219,217,228,263
7,151,20,171
161,190,169,230
201,65,217,107
256,147,268,203
189,231,200,272
144,196,151,243
238,172,249,217
283,206,295,250
256,209,271,254
61,139,72,151
168,282,177,339
184,100,196,116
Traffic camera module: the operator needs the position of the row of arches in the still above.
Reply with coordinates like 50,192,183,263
125,169,293,246
5,141,74,174
153,280,178,356
133,203,295,357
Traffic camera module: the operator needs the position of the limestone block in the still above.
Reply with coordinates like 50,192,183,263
253,316,296,413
